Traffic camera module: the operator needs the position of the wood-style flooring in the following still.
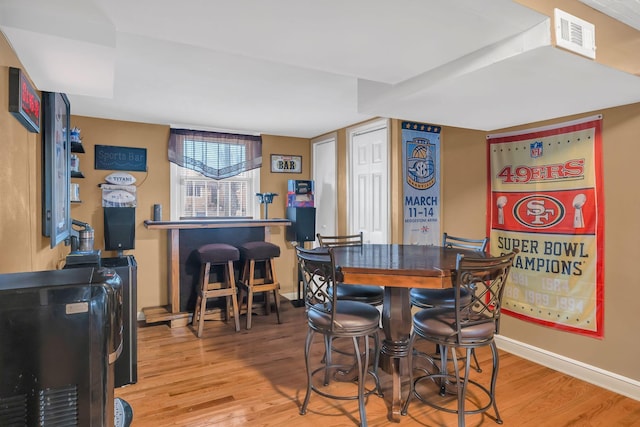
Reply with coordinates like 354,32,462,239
116,300,640,426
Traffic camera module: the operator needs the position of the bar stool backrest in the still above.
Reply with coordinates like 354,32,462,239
295,246,339,327
317,232,363,248
453,250,517,339
443,232,489,252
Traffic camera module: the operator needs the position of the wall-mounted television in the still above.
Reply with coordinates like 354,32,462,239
41,92,71,248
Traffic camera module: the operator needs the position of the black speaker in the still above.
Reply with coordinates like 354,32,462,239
286,207,316,242
104,207,136,252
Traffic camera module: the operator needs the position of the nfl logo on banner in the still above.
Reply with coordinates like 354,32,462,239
530,141,543,158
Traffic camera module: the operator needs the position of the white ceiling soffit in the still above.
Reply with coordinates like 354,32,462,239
358,20,552,121
70,32,367,138
362,45,640,131
580,0,640,31
94,0,548,85
0,0,116,97
2,0,640,137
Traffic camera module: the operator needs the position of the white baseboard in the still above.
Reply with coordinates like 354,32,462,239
282,291,299,301
495,335,640,401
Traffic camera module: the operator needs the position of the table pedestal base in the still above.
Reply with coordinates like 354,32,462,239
381,287,412,422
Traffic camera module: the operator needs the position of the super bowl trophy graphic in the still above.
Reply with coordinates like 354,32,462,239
497,196,507,225
573,193,586,228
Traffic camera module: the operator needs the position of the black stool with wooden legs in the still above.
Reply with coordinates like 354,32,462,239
192,243,241,337
237,241,282,329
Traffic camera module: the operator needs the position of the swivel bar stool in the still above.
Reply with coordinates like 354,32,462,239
296,246,382,427
317,232,383,380
316,232,384,307
402,251,517,427
409,233,489,373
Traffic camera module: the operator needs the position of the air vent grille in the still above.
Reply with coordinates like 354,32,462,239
554,8,596,59
39,385,78,426
0,394,27,426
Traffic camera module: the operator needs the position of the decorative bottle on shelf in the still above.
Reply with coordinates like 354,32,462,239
70,127,81,143
70,154,79,173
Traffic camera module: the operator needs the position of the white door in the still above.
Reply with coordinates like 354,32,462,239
312,134,337,246
348,119,389,244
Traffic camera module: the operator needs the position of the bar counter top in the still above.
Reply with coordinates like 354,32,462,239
144,218,291,229
142,217,291,327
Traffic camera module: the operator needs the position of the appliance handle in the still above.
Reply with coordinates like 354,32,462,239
109,341,123,365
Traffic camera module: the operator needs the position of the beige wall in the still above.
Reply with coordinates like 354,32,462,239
0,34,67,272
259,134,311,297
439,126,489,239
68,116,171,312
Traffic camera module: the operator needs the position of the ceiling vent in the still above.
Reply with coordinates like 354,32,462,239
554,8,596,59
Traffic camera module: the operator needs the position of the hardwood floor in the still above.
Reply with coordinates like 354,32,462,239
116,300,640,426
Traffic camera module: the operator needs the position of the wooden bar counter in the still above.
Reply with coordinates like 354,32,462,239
143,218,291,327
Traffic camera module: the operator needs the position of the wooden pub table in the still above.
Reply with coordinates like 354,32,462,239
331,243,483,422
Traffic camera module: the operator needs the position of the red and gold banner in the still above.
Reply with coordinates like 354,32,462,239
487,115,604,338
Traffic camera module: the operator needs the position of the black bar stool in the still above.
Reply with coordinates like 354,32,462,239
237,241,282,329
192,243,240,337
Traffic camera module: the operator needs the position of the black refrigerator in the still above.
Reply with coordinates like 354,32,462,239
0,267,122,426
102,256,138,388
64,255,138,388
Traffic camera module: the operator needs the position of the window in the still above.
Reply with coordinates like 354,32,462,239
170,164,260,219
168,128,262,220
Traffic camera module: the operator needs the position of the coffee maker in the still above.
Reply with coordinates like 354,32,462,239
65,219,101,267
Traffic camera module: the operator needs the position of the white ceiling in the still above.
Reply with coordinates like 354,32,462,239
580,0,640,31
2,0,640,138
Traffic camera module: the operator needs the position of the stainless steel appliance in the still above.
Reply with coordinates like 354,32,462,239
70,218,95,253
0,267,123,426
66,219,102,268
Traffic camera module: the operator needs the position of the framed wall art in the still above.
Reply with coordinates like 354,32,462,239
271,154,302,173
41,92,71,248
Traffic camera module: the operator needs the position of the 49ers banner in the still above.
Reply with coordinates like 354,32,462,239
487,115,604,338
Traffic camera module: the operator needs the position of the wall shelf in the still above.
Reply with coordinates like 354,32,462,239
70,131,85,203
71,141,85,153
